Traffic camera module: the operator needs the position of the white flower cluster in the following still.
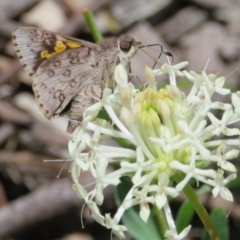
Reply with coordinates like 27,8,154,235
69,62,238,239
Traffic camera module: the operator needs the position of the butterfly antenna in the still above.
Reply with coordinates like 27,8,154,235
225,67,238,79
135,75,144,89
140,44,174,68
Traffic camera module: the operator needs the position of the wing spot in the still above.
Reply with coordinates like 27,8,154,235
53,61,61,67
48,88,54,94
23,64,27,67
63,69,71,77
29,73,34,77
32,38,42,43
69,57,79,64
60,94,65,102
65,41,81,48
40,103,43,107
70,79,77,88
36,30,43,37
36,94,40,98
54,90,62,98
68,52,79,58
46,69,55,77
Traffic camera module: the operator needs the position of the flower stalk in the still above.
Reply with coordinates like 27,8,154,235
174,172,221,240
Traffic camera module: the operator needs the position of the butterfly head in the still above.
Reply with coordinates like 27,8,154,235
118,36,141,60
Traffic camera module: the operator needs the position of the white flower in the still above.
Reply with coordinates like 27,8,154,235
69,62,239,239
211,169,236,201
165,225,191,240
151,173,179,210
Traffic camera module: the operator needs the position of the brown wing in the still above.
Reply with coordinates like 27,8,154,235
12,27,103,119
12,27,102,76
33,48,103,118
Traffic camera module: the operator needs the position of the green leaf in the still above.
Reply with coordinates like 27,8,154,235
115,177,162,240
202,207,229,240
176,200,195,233
83,10,103,43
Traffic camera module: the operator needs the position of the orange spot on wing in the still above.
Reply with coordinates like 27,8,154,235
40,41,68,59
65,41,81,48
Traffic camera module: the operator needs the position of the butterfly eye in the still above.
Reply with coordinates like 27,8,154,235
120,40,132,52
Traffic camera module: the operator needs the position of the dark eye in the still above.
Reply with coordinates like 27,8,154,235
120,40,132,52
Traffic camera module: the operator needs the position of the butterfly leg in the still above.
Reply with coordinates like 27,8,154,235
127,62,144,88
101,59,116,90
103,53,133,91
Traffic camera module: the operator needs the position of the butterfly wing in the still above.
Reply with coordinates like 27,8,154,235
33,47,104,119
12,27,104,119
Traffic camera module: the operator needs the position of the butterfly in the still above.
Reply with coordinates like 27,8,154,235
12,27,142,133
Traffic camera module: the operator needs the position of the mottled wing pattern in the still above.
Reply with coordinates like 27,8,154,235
12,27,61,77
33,48,102,119
12,27,103,120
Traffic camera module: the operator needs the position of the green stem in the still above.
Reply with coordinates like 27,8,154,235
174,173,222,240
83,9,103,43
153,205,168,239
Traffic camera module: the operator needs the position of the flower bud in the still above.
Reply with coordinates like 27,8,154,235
166,85,182,100
121,88,132,109
157,99,170,118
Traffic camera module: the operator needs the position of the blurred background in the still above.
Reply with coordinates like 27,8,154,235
1,0,240,239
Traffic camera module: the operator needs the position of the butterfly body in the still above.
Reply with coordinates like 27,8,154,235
12,27,141,132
